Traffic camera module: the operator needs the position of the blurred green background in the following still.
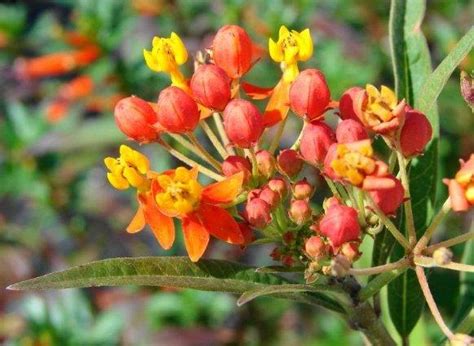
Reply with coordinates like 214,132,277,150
0,1,472,345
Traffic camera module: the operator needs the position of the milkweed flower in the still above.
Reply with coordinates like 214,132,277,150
444,154,474,212
143,33,189,91
269,25,313,83
152,167,245,261
354,85,405,134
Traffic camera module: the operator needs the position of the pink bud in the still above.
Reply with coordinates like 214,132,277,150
366,175,404,215
247,188,262,202
300,121,336,165
222,155,252,183
305,236,327,259
190,64,231,111
289,69,331,120
336,119,369,143
289,199,312,225
259,186,280,209
114,96,159,142
399,108,432,157
255,150,276,179
319,201,360,248
268,178,289,198
277,149,303,177
245,198,271,228
223,99,263,148
339,87,363,122
293,178,314,200
156,86,200,133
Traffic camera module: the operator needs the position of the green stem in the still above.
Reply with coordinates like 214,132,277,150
212,112,236,156
365,193,411,250
414,198,451,254
187,133,222,171
414,255,474,273
424,232,474,254
358,266,408,302
268,116,288,154
325,177,341,198
396,151,416,246
247,147,259,178
290,121,307,150
349,257,410,276
200,121,228,159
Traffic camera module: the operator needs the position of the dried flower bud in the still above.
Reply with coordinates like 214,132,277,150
283,232,295,245
114,96,159,143
156,86,200,133
300,121,336,165
255,150,276,179
305,236,327,259
460,71,474,110
212,25,253,79
270,247,281,261
433,247,453,266
340,242,361,262
223,99,263,148
222,155,252,183
293,178,314,200
190,64,231,111
289,69,331,120
245,198,271,228
289,199,312,225
336,119,369,143
282,255,295,267
330,255,351,277
268,178,289,199
339,87,363,122
277,149,304,177
399,107,432,157
365,175,404,215
259,186,281,209
319,199,360,248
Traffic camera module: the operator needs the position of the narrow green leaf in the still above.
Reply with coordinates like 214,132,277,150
388,0,440,338
255,266,305,273
359,267,408,302
237,284,343,307
416,26,474,114
8,256,345,313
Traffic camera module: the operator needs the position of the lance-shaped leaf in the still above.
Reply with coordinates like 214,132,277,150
8,256,344,313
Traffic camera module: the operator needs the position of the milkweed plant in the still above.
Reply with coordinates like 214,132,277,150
9,4,474,345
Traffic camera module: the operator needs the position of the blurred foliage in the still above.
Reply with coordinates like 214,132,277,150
0,0,472,344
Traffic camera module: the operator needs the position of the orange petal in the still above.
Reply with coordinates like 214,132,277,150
202,172,243,204
198,204,244,244
241,82,274,100
126,204,146,234
446,179,469,212
182,214,210,262
251,43,265,65
262,79,291,127
139,192,176,249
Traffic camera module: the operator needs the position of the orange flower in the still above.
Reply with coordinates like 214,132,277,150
444,154,474,212
150,167,245,261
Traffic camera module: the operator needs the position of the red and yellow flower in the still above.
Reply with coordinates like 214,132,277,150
444,154,474,212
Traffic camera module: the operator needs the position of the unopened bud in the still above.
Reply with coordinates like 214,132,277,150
282,255,295,267
268,178,289,199
283,231,295,245
300,121,335,165
305,236,327,260
245,198,271,228
399,107,432,157
460,71,474,110
222,155,252,183
336,119,368,143
223,99,263,148
255,150,276,179
338,87,363,122
293,178,314,200
259,186,280,209
190,64,231,111
433,247,453,266
320,200,360,248
277,149,303,178
289,199,312,225
156,86,200,133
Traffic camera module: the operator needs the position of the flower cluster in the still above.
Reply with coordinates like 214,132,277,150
106,24,471,276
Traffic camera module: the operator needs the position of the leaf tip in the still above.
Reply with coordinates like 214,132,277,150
6,283,20,291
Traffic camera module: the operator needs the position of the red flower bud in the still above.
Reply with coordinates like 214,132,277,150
292,178,314,200
277,149,303,177
322,143,339,180
223,99,263,148
289,199,312,225
190,64,231,111
399,107,432,157
319,200,360,248
340,242,361,262
156,86,200,133
305,236,327,259
366,175,404,215
268,178,289,199
247,188,262,202
212,25,253,79
339,87,363,122
289,69,331,120
336,119,369,143
245,198,271,228
114,96,159,142
300,121,336,165
222,155,252,183
259,186,280,209
255,150,276,179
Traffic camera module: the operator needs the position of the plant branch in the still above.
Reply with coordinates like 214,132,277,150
212,112,236,155
414,255,474,273
358,266,408,302
396,151,416,246
200,120,229,159
268,116,288,154
415,266,454,340
349,257,410,276
187,133,222,171
424,232,474,254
